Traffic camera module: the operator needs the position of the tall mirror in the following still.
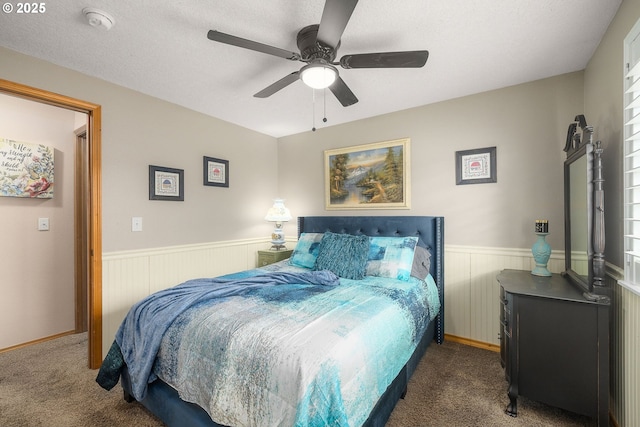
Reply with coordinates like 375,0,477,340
563,115,607,301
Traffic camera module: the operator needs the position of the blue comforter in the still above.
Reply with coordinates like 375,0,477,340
98,262,440,427
113,270,339,401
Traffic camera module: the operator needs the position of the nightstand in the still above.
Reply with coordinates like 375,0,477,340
257,249,293,267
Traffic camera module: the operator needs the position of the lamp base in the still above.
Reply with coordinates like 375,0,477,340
270,223,286,251
269,243,287,251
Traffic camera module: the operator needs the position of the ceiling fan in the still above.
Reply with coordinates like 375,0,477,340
206,0,429,107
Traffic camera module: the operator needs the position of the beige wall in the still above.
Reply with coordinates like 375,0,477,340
0,46,279,348
0,94,78,348
0,47,279,253
278,72,584,251
0,43,589,259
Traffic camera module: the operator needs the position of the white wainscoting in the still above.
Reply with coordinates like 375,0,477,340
444,245,565,347
102,238,273,357
609,266,640,427
103,242,562,355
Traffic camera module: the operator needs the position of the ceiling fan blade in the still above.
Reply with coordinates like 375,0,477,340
339,51,429,69
329,76,358,107
316,0,359,49
207,30,301,61
254,72,300,98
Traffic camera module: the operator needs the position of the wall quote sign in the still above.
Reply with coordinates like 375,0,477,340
0,138,54,198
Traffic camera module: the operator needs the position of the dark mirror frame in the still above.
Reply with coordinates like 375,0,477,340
563,116,608,302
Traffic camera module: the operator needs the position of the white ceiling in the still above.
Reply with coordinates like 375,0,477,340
0,0,621,138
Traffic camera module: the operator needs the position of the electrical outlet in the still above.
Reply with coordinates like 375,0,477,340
132,217,143,232
38,217,49,231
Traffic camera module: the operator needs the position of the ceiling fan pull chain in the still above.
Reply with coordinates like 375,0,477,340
323,88,328,124
312,89,317,132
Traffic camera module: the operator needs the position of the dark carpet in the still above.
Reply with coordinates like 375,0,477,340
0,333,595,426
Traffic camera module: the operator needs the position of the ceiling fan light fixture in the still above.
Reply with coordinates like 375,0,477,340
300,63,337,89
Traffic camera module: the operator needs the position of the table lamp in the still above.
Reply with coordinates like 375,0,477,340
264,199,292,250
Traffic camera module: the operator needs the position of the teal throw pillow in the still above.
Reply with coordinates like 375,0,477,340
290,233,324,269
314,232,370,280
366,236,419,281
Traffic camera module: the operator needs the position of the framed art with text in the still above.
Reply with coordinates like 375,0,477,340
324,138,411,210
0,138,55,198
203,156,229,187
455,146,497,185
149,165,184,201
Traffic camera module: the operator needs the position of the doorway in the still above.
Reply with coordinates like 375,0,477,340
75,128,89,332
0,79,103,369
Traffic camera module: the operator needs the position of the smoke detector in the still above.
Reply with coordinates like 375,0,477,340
82,8,115,30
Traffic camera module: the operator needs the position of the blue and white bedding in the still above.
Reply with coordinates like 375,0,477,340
144,261,440,427
113,268,341,402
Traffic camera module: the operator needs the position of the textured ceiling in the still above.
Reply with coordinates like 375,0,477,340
0,0,621,137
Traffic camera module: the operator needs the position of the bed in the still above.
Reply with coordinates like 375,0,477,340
97,215,444,427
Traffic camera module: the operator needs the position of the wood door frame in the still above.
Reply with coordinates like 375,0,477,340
0,79,103,369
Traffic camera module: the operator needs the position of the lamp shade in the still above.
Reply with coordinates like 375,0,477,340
300,63,337,90
264,199,292,222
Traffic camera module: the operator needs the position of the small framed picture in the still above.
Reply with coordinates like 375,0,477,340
149,165,184,201
203,156,229,187
455,146,497,185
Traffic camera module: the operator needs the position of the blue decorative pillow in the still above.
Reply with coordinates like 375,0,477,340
314,232,370,280
366,236,419,281
290,233,324,269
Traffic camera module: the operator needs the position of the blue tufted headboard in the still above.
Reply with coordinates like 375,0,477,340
298,215,444,344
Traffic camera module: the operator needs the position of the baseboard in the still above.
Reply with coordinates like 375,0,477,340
0,330,76,354
445,334,500,353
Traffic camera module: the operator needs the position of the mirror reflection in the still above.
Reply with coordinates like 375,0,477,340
569,154,588,278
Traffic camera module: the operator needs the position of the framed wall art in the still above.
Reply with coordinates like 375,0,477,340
455,146,497,185
324,138,410,210
203,156,229,188
149,165,184,201
0,138,54,198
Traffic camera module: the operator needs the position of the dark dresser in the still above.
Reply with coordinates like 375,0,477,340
497,269,609,425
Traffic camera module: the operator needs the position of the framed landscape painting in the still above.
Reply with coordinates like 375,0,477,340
324,138,410,210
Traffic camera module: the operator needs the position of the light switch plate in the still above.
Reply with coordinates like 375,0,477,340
132,217,143,232
38,217,49,231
